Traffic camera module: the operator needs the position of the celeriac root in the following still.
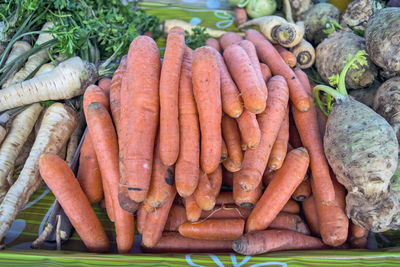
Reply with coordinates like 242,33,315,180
2,41,32,88
0,102,77,242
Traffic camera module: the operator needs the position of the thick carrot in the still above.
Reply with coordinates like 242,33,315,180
292,177,311,201
239,40,268,97
201,204,252,220
233,174,262,209
136,203,148,234
142,189,177,247
118,187,139,213
222,168,234,187
223,157,241,172
233,229,327,255
246,147,309,233
98,78,112,95
175,47,200,198
235,7,247,26
86,102,134,254
194,170,216,211
38,153,110,252
77,134,103,204
206,38,221,52
142,232,233,253
179,219,245,240
121,36,161,202
274,45,297,68
209,165,223,198
83,85,110,116
110,55,127,136
302,194,320,235
349,223,368,249
222,115,243,168
216,191,234,205
165,204,186,231
185,194,202,222
221,138,228,163
269,212,310,235
267,108,289,170
159,26,185,166
214,50,243,118
223,44,266,114
236,76,289,192
143,199,156,213
282,199,300,214
219,32,243,50
245,29,310,112
260,63,272,83
192,46,221,174
146,135,175,209
236,109,261,149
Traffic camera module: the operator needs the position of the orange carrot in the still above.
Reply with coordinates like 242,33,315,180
159,26,185,166
245,29,310,112
137,203,148,234
98,77,112,96
246,147,309,233
224,44,266,114
118,187,139,213
222,115,243,168
143,199,156,213
221,138,228,163
233,173,262,209
302,194,320,235
77,133,103,204
179,219,245,240
236,109,261,149
292,177,311,201
165,204,187,231
110,55,127,136
121,36,161,203
201,204,252,220
209,165,223,198
260,63,272,83
185,194,202,222
235,7,247,26
282,199,300,214
239,40,268,97
274,45,297,68
222,168,234,187
349,223,368,249
262,166,276,186
175,47,200,198
236,76,289,192
146,134,175,209
267,107,289,170
194,170,216,211
142,189,176,247
206,38,221,52
269,212,310,235
223,157,241,172
289,111,303,148
215,50,243,118
192,46,221,174
142,232,233,253
219,32,243,51
83,85,109,116
86,102,134,254
233,229,327,255
216,191,234,205
39,153,110,253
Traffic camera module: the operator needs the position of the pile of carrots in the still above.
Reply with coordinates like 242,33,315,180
37,27,368,255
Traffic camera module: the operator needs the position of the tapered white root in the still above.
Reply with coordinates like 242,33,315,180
0,103,77,242
291,39,315,69
238,16,287,44
0,57,98,112
163,19,240,38
34,63,55,77
0,103,43,202
2,41,32,88
0,126,5,145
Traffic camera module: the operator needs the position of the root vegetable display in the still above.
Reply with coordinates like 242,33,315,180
340,0,379,31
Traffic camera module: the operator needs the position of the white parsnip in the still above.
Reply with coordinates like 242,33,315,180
15,131,36,170
0,126,5,145
66,111,85,164
0,103,77,242
34,63,55,76
2,41,32,88
8,22,54,85
0,103,43,201
0,57,97,112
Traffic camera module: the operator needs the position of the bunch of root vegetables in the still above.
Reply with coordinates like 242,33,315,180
28,26,377,255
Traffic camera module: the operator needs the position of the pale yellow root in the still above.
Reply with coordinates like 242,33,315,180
15,129,36,170
58,142,67,161
0,103,43,201
0,126,5,145
34,63,55,76
0,103,77,242
2,41,32,88
290,39,315,69
274,21,305,48
238,16,287,44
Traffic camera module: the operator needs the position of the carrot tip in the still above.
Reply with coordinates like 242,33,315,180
295,99,311,112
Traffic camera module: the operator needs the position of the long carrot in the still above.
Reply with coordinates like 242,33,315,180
165,204,187,231
179,219,245,240
110,55,127,136
86,102,134,254
262,166,276,186
98,78,112,96
185,195,202,222
175,47,200,198
224,44,266,114
246,147,309,233
136,203,148,234
233,174,262,209
274,45,297,68
260,63,272,83
233,229,327,255
159,26,185,166
121,36,161,202
222,115,243,168
206,38,221,52
38,153,110,252
289,112,303,148
236,76,289,192
141,189,177,247
194,170,216,211
267,107,289,170
142,232,233,253
221,138,228,163
269,212,310,235
219,32,243,50
209,165,223,198
302,194,320,235
236,109,261,149
282,199,300,214
192,46,221,174
245,29,310,112
292,177,311,201
223,157,241,172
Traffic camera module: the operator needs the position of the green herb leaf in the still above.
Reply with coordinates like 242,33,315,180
185,27,212,50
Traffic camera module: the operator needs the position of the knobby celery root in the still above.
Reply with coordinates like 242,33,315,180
0,103,77,242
